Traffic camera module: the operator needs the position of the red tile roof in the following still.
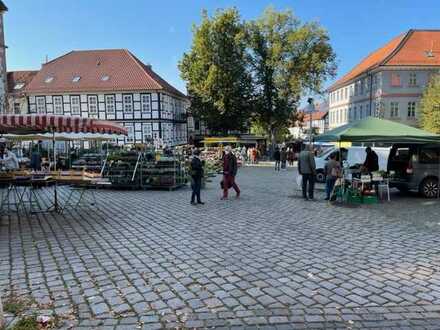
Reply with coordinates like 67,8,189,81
329,30,440,91
25,49,186,98
0,1,7,11
7,71,39,95
302,111,327,122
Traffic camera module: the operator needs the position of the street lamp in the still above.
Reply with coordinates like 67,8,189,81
306,98,315,144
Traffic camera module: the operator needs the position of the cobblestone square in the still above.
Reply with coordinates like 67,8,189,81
2,167,440,329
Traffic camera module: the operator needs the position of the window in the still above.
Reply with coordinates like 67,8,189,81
360,80,364,95
14,103,20,114
14,83,25,90
409,72,417,86
88,95,98,115
126,126,134,143
359,105,363,119
348,108,352,121
53,96,63,114
143,124,152,142
390,102,399,117
350,85,354,96
105,95,115,113
195,119,200,130
44,76,54,83
354,82,358,96
101,75,110,81
123,95,133,112
72,76,81,83
71,96,80,115
390,73,401,87
419,148,440,164
354,106,358,120
141,94,151,113
407,102,416,118
36,97,46,113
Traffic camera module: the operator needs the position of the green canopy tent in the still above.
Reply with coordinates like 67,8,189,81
315,117,440,199
315,117,440,143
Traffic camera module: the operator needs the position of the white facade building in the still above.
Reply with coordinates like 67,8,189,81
24,49,188,146
328,30,440,129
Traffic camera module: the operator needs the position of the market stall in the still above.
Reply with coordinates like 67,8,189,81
0,114,127,213
102,148,187,190
315,117,440,203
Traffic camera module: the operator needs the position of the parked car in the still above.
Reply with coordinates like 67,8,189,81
314,146,390,183
388,144,440,198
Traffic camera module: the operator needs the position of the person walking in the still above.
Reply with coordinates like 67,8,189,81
274,146,281,171
298,145,316,201
190,149,204,205
251,147,257,164
287,148,295,166
324,153,341,201
241,146,247,166
280,147,287,170
221,146,240,199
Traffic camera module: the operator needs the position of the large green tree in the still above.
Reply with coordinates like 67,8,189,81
246,7,336,146
179,9,253,134
420,75,440,134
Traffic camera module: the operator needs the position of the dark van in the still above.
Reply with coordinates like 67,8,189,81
388,144,440,198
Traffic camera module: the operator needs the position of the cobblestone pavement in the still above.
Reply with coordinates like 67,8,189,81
2,167,440,329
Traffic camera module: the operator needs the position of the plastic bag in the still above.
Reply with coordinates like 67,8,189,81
296,174,302,188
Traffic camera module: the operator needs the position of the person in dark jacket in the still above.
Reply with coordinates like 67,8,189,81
222,146,240,199
30,144,42,171
298,145,316,201
280,147,287,170
274,147,281,171
190,149,204,205
363,147,379,173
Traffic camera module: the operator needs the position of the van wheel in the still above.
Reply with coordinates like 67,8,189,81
316,170,325,183
420,177,439,198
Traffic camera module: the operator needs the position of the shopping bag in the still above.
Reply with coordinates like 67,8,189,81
296,174,302,189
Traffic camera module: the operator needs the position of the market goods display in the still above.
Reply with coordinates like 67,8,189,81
103,151,187,190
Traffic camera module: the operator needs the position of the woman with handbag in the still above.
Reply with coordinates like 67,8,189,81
324,153,341,201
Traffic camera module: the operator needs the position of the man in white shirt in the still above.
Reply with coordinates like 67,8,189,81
0,138,19,170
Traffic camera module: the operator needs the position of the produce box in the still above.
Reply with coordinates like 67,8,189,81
362,195,378,204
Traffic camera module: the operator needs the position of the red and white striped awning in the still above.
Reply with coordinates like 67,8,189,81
0,114,128,135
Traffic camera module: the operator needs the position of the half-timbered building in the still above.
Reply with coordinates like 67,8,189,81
24,49,188,146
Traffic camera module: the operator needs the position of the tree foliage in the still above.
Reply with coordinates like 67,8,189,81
179,9,253,134
246,7,336,144
179,7,336,139
420,75,440,134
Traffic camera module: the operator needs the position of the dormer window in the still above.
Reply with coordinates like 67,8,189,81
44,76,54,83
72,76,81,83
101,75,109,81
14,83,25,90
425,50,435,58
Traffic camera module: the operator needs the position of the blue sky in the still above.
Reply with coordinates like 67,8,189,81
5,0,440,96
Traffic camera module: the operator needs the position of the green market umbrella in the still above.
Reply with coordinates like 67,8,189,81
315,117,440,143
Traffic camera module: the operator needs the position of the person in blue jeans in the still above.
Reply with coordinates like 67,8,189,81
325,153,341,200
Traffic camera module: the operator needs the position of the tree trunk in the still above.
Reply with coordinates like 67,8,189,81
269,126,277,158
